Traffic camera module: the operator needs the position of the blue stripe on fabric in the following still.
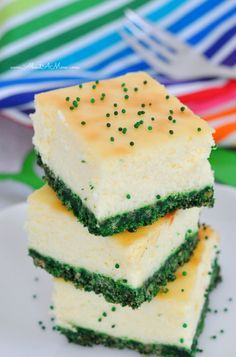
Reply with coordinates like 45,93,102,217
29,0,184,72
0,77,82,87
147,0,187,22
88,47,134,71
167,0,223,33
204,25,236,57
188,6,236,45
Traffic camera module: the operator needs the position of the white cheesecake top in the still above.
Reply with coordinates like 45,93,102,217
34,72,213,159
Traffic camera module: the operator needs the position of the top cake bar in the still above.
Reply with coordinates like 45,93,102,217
32,72,214,236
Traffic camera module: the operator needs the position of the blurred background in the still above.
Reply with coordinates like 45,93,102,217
0,0,236,209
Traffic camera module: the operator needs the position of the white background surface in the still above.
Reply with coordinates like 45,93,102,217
0,184,235,356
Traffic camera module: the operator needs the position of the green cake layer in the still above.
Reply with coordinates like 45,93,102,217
29,231,198,309
37,154,214,237
55,259,221,357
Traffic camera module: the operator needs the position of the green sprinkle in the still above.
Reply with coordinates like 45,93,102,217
101,92,106,97
122,128,127,134
168,115,173,121
197,127,202,132
143,80,147,84
169,109,173,114
69,106,74,110
111,324,116,328
121,82,126,87
81,121,86,126
169,130,174,135
181,289,185,292
41,326,46,330
38,321,43,325
106,123,111,128
114,111,118,116
65,96,70,101
92,84,96,89
126,194,131,199
102,312,107,317
179,338,184,344
121,109,126,113
141,104,145,108
106,113,110,117
148,126,152,131
124,95,129,100
95,80,99,84
81,160,86,163
182,323,188,328
182,271,187,276
90,98,95,103
110,137,115,142
111,307,116,312
123,88,128,92
79,84,83,88
205,236,209,240
113,103,118,107
73,100,78,107
118,127,123,132
151,117,155,121
211,335,217,340
130,141,134,146
134,87,138,92
224,308,228,312
180,106,186,112
173,119,176,123
166,95,170,99
98,318,102,322
76,97,80,101
156,195,161,199
115,263,120,269
220,329,224,334
50,305,54,310
100,96,104,101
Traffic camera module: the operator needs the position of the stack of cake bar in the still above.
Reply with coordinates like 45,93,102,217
26,72,221,357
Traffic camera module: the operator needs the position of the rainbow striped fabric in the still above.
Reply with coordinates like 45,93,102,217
1,0,236,145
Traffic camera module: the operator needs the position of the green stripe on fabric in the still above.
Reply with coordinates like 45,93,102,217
0,0,145,74
0,0,50,24
1,0,106,47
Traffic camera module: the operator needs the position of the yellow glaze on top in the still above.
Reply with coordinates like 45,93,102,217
35,72,213,159
158,225,219,301
28,185,176,245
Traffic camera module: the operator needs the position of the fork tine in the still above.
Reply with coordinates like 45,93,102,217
119,28,172,75
125,9,188,53
125,20,174,62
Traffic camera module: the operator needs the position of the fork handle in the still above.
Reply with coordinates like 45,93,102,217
206,65,236,79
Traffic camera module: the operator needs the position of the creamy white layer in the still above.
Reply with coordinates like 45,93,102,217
27,185,200,288
53,226,219,350
32,72,214,221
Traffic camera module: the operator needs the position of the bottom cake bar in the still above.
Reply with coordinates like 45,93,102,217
52,225,221,357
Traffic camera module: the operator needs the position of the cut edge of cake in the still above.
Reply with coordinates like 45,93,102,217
52,225,221,357
37,153,214,237
29,228,198,309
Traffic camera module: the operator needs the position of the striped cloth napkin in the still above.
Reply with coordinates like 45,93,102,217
0,0,236,189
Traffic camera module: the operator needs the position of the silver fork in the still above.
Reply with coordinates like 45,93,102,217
120,9,236,80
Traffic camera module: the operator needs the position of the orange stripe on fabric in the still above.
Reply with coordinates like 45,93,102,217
214,122,236,143
204,107,236,122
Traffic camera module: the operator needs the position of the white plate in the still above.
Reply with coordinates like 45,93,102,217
0,184,235,357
